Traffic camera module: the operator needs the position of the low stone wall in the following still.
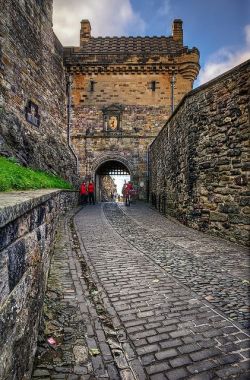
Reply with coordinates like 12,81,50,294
0,190,78,380
149,60,250,246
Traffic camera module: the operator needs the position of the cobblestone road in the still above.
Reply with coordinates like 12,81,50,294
33,202,250,380
105,203,250,329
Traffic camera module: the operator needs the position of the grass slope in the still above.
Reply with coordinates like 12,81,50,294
0,157,73,191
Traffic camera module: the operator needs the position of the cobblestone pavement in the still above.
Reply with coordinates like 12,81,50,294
33,203,250,379
32,210,122,380
106,203,250,329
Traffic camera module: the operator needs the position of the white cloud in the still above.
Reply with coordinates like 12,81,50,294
198,25,250,85
53,0,145,46
156,0,171,17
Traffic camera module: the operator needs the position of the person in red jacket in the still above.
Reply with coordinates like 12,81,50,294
80,181,88,205
88,181,95,205
124,181,133,206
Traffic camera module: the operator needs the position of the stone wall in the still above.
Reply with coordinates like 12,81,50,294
0,0,76,183
0,189,78,380
71,71,193,109
149,60,250,245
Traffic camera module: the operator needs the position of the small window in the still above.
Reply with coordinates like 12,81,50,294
151,81,156,91
25,100,40,127
90,80,95,92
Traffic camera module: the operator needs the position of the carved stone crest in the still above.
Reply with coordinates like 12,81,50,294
102,104,124,132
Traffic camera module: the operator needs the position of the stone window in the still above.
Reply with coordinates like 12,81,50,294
90,80,95,92
151,81,156,91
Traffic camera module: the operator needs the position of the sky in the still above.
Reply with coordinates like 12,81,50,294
53,0,250,86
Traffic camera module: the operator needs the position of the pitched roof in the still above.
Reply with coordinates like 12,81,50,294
77,36,186,55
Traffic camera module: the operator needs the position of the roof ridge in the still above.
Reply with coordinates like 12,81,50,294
89,36,173,39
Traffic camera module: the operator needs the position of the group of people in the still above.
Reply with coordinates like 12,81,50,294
80,180,95,205
79,179,135,206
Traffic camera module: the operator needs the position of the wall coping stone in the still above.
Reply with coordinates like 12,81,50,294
0,189,78,228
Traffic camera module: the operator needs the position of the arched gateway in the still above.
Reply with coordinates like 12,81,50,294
95,160,131,202
91,154,134,177
92,154,133,201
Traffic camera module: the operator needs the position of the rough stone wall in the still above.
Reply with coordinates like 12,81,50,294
149,60,250,245
0,0,76,183
0,189,78,380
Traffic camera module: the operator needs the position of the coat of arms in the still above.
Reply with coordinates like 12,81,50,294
102,104,124,132
108,116,118,130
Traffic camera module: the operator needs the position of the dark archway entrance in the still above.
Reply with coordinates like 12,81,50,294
95,160,130,202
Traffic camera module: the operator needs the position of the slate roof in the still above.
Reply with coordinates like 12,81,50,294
78,36,187,55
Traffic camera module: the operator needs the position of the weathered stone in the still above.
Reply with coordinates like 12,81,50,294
73,345,89,364
73,366,88,375
149,60,249,246
235,175,248,186
218,203,239,214
0,0,77,184
239,197,250,207
228,148,242,157
33,369,50,377
0,190,78,380
242,207,250,215
229,214,250,225
211,212,229,222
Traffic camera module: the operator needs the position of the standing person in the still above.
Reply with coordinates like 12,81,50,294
88,180,95,205
80,181,88,205
122,180,127,202
124,181,133,206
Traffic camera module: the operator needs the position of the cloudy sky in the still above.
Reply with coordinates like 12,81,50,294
53,0,250,86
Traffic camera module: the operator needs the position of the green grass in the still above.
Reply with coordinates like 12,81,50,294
0,156,73,191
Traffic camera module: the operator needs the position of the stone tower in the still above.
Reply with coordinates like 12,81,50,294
64,19,200,199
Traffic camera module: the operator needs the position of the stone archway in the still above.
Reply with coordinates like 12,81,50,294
92,153,133,202
91,153,135,177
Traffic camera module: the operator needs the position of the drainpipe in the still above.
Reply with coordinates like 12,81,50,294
146,148,150,203
170,72,176,114
66,72,79,174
